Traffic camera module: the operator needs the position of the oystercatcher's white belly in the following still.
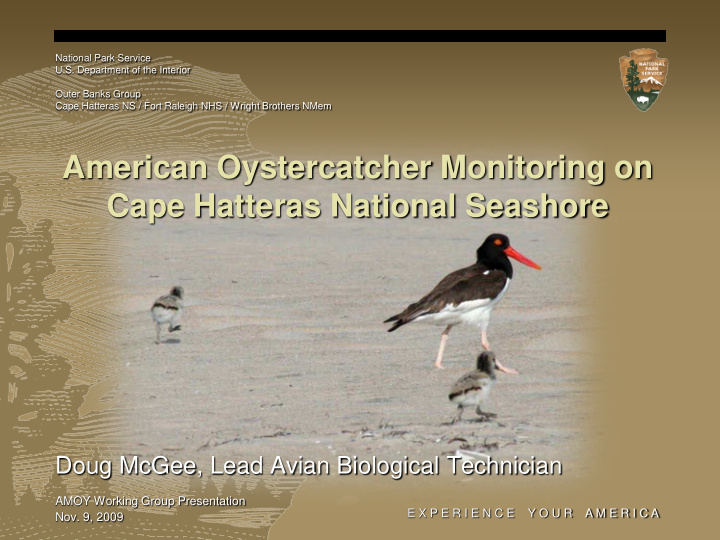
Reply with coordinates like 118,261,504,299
152,306,180,325
415,279,510,329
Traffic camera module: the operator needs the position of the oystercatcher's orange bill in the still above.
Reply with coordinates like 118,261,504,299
504,246,542,270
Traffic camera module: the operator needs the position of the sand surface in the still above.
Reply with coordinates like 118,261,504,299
118,171,595,475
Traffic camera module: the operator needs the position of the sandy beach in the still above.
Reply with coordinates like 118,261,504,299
118,171,595,474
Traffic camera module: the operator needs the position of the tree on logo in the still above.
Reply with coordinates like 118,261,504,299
626,60,640,91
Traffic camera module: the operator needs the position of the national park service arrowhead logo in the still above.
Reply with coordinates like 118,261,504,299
620,49,668,111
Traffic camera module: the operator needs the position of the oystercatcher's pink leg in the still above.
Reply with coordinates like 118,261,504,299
481,329,518,374
481,328,491,351
435,325,452,369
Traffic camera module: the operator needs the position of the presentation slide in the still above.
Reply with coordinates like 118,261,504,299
1,4,714,539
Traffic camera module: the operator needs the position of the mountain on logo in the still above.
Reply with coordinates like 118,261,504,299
640,76,663,86
638,76,664,92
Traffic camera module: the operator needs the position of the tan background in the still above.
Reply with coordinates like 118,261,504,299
1,2,717,539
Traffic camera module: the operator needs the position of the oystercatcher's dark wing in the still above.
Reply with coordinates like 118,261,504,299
384,265,507,331
152,294,181,311
449,371,489,400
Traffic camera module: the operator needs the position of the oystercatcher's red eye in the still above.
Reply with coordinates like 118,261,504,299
494,239,502,246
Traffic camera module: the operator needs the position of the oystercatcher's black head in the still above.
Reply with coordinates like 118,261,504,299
477,351,497,376
476,233,541,278
170,286,184,299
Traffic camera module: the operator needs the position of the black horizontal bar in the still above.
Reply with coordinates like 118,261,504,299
55,29,666,43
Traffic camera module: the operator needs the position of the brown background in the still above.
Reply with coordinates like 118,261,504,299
1,2,717,539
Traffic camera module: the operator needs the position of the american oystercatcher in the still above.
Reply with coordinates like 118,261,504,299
384,233,540,372
151,286,184,344
448,351,497,423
